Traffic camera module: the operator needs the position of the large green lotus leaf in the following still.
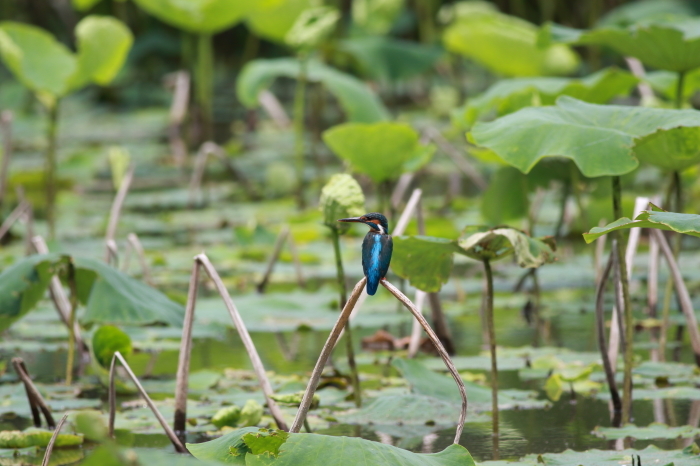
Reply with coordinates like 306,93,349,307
0,254,58,333
188,426,475,466
468,96,700,177
70,16,133,90
583,209,700,243
319,173,365,231
593,423,700,440
482,445,700,466
131,0,252,34
457,227,556,268
0,22,76,99
323,122,434,183
391,236,459,292
480,166,529,224
462,67,638,126
246,0,312,43
72,257,184,327
341,37,443,82
442,4,579,77
539,17,700,73
237,58,389,123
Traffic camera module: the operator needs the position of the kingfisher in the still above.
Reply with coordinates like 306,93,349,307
338,213,393,296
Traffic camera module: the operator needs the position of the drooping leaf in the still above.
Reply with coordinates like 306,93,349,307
352,0,404,35
237,58,389,123
131,0,252,34
319,173,365,231
457,227,556,268
323,122,434,183
70,16,133,89
246,0,312,43
0,22,77,101
188,426,476,466
468,96,700,177
284,6,339,50
442,2,579,77
539,17,700,73
461,67,638,126
583,208,700,243
0,255,57,333
92,325,132,368
341,37,443,81
391,236,459,292
593,423,700,440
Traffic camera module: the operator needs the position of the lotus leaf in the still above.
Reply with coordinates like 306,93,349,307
246,0,312,43
593,423,700,440
131,0,251,34
457,227,556,268
391,236,459,292
583,208,700,243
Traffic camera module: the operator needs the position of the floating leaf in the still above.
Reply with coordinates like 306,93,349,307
539,17,700,73
284,6,339,50
593,423,700,440
319,174,365,231
92,325,132,368
443,2,579,77
462,67,637,126
391,236,459,292
457,227,556,268
131,0,251,34
468,96,700,177
188,426,476,466
341,37,443,81
583,208,700,243
237,58,389,123
323,122,434,183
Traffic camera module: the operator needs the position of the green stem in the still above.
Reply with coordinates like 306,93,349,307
331,228,361,407
483,258,499,460
195,33,214,142
675,71,686,109
612,176,634,424
293,54,308,210
554,180,571,239
65,261,78,385
46,102,59,241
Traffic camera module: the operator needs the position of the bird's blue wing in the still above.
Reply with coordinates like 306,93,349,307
362,233,393,296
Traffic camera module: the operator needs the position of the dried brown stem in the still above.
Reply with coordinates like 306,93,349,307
0,200,29,241
258,90,291,129
166,71,190,167
12,358,55,429
109,351,188,453
104,165,135,263
40,413,68,466
257,226,290,293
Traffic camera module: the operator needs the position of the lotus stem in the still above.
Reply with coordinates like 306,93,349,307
125,233,152,285
293,54,308,209
46,102,59,240
65,261,78,386
40,413,68,466
195,33,213,141
381,279,468,445
0,110,13,209
611,175,634,424
257,226,290,293
595,246,622,426
676,70,686,109
12,358,55,429
105,165,135,264
291,278,367,433
482,258,499,459
167,70,190,167
330,227,361,407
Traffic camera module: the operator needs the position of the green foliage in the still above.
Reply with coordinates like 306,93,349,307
341,37,443,82
583,206,700,243
188,426,475,465
489,445,700,466
284,6,339,50
593,423,700,440
457,227,556,267
646,68,700,101
597,0,694,27
237,58,389,123
92,325,132,368
323,122,434,183
238,399,264,427
70,410,109,442
0,429,82,448
0,255,56,333
352,0,404,35
246,0,312,43
0,16,132,107
391,236,459,292
211,405,241,428
319,174,365,232
442,1,579,77
461,67,638,126
539,17,700,73
469,96,700,177
480,166,529,224
131,0,251,34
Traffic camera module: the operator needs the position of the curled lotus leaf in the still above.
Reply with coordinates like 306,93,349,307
457,227,556,268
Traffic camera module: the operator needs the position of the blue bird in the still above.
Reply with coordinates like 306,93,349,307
338,213,393,295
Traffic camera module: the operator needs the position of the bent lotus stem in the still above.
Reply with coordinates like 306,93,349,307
40,413,68,466
12,358,55,429
105,165,135,264
109,351,188,453
174,254,288,434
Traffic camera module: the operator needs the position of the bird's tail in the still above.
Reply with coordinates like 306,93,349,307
366,278,379,295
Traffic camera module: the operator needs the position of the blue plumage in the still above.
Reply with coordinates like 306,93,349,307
338,212,393,296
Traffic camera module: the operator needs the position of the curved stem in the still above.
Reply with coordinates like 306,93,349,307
612,176,633,424
483,258,499,459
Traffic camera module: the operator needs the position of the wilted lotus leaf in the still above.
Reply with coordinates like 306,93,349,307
457,227,556,268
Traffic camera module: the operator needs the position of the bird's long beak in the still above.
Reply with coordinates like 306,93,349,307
337,217,364,223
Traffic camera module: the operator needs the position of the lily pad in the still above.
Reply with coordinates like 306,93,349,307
583,208,700,243
469,96,700,176
593,423,700,440
188,426,476,466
